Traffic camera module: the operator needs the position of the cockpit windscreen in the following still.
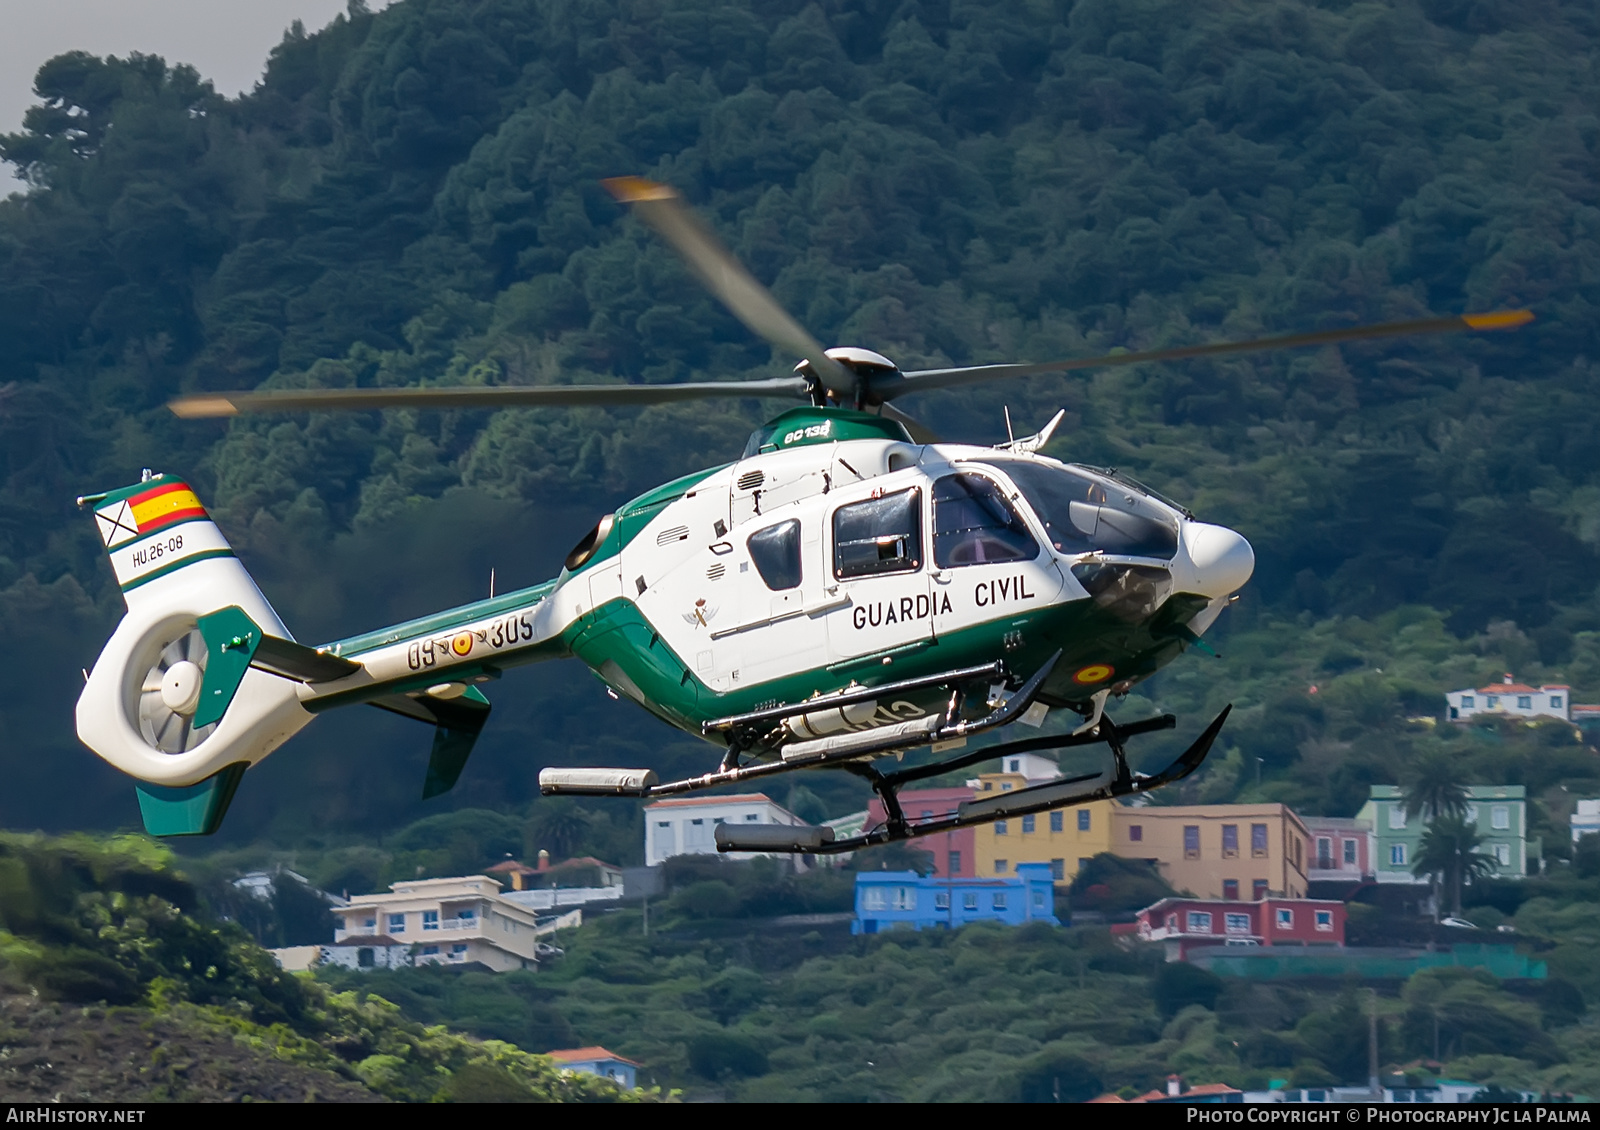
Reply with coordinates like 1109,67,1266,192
973,459,1179,560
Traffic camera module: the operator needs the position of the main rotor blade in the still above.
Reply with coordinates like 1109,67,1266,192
168,377,813,418
884,310,1535,398
603,176,852,396
878,401,940,444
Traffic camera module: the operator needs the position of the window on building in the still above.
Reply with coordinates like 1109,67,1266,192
933,473,1038,569
1486,695,1499,708
357,947,375,968
1051,859,1065,881
1314,910,1333,932
1390,844,1407,867
387,913,405,935
651,820,674,859
1077,810,1091,832
935,891,951,910
1008,759,1020,772
1552,695,1563,709
1492,806,1510,830
1222,825,1239,858
963,892,979,911
1166,914,1178,930
422,911,439,931
863,888,887,911
1033,891,1046,910
1495,843,1511,866
1186,911,1213,933
1022,814,1036,834
450,944,468,958
1223,880,1239,900
685,817,713,852
1466,804,1479,824
995,859,1008,874
1251,824,1269,856
422,946,439,956
747,519,803,590
457,908,475,921
1276,908,1293,929
1461,695,1475,708
995,819,1009,835
1517,695,1532,709
1001,783,1013,791
834,487,922,578
1051,811,1064,833
1316,837,1332,868
993,893,1008,910
891,887,915,911
1225,913,1250,934
1079,858,1091,873
1388,807,1407,830
1129,825,1143,842
363,917,376,931
948,851,962,875
1184,825,1200,859
1343,839,1358,866
1254,880,1269,900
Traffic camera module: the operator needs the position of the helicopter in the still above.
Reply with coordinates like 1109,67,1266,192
74,176,1533,848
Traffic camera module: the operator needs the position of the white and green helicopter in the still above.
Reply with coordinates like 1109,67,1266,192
75,177,1532,847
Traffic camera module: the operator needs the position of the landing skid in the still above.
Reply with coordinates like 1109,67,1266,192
537,650,1230,855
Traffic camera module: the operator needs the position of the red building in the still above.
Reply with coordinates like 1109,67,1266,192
1302,815,1374,897
866,786,976,877
1136,896,1346,960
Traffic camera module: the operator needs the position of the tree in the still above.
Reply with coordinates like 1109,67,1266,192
1412,814,1496,917
1401,750,1469,823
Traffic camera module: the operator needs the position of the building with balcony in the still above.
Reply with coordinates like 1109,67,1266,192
1303,816,1374,896
1111,803,1310,899
865,786,977,877
1357,785,1532,882
642,792,810,867
1447,674,1569,722
852,863,1060,934
334,875,553,971
1135,895,1346,961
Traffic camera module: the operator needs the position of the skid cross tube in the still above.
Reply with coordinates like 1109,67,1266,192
715,705,1233,855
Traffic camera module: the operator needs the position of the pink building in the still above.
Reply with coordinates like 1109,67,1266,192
866,786,976,878
1136,896,1346,960
1302,816,1374,895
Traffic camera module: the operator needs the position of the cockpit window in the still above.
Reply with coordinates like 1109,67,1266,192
748,519,802,591
974,459,1178,560
834,488,922,579
933,474,1039,568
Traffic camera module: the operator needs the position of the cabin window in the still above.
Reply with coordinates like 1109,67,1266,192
976,459,1178,559
833,488,922,578
747,519,803,590
932,473,1038,568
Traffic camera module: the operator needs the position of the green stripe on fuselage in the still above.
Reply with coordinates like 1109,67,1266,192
322,579,560,656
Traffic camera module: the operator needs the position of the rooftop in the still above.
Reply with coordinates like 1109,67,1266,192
546,1046,641,1067
644,792,775,810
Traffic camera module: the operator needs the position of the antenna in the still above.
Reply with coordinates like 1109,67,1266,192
1003,406,1015,444
489,568,496,598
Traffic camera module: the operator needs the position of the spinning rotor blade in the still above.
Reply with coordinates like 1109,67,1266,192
886,310,1536,398
603,176,853,396
168,376,812,418
878,401,940,444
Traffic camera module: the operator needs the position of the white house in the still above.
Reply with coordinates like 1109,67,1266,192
642,792,809,866
332,875,557,971
1446,674,1569,722
1572,799,1600,843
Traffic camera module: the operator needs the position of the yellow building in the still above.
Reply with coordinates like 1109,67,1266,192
1109,803,1309,899
970,772,1114,885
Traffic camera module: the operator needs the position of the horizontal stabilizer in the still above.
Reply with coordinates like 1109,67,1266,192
539,767,658,796
251,635,361,682
716,823,836,853
369,687,491,799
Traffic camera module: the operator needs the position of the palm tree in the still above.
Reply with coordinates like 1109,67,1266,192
1411,814,1495,917
1401,750,1469,823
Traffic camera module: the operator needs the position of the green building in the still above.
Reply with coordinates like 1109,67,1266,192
1356,785,1533,885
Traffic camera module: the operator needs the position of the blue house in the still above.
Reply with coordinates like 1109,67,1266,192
853,862,1060,934
546,1046,640,1089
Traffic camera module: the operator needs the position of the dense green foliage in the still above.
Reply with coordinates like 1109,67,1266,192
0,833,649,1101
325,884,1600,1101
1,0,1599,839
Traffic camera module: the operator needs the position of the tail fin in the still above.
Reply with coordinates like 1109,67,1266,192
75,473,314,835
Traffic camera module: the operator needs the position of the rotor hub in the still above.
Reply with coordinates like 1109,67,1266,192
161,660,204,716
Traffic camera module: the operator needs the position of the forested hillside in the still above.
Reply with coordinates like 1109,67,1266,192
2,0,1599,841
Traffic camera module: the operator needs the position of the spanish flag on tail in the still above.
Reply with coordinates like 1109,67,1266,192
82,475,234,593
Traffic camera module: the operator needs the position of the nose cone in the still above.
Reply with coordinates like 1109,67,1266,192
1183,522,1255,597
